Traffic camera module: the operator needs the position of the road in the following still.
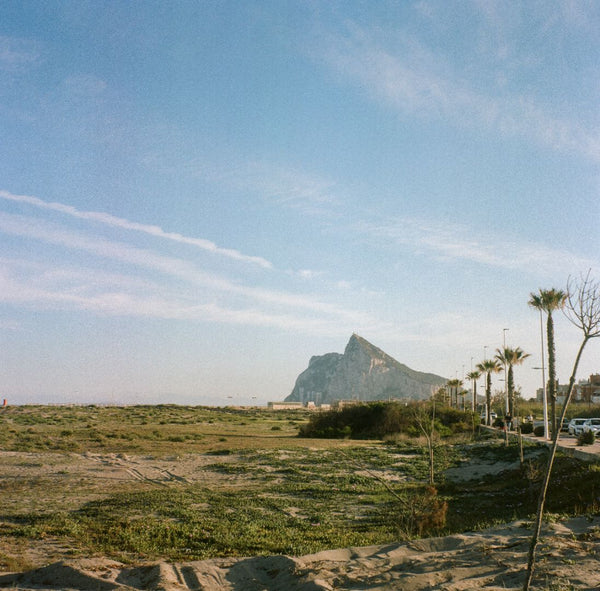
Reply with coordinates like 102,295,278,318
483,426,600,463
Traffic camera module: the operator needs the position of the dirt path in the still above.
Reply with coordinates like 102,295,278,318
82,452,192,485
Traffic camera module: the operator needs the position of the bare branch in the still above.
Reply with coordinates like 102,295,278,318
524,270,600,590
564,271,600,339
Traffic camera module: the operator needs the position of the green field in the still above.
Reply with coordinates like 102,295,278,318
1,404,599,572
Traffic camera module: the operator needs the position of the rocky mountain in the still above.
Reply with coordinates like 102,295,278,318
285,334,446,405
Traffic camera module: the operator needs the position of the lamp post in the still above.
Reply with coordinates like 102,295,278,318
503,328,509,415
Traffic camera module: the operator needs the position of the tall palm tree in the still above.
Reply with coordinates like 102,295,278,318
466,370,481,412
476,359,501,425
446,379,463,408
495,347,530,419
458,388,469,411
528,289,567,437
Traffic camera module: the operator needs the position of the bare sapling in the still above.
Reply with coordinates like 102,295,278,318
413,399,436,485
523,272,600,591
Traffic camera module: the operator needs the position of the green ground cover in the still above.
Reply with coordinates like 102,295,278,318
1,404,599,569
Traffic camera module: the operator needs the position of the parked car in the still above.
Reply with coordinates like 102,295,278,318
568,418,588,436
560,418,570,432
582,418,600,435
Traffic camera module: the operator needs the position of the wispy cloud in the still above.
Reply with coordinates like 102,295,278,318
180,153,597,280
0,255,376,336
354,215,597,277
314,24,600,161
0,36,40,71
0,210,381,332
188,159,340,217
0,190,273,269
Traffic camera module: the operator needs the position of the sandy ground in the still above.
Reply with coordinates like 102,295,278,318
1,516,599,590
2,443,600,590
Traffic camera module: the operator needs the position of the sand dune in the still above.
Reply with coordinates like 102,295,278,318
2,516,599,590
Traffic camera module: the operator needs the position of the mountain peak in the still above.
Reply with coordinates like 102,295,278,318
285,335,446,405
345,334,388,358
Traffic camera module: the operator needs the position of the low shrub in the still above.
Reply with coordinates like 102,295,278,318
577,430,595,445
533,425,545,437
520,422,534,434
398,486,448,537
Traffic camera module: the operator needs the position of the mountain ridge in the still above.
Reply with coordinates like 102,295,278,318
285,334,446,405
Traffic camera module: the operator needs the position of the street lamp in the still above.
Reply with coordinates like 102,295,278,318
503,328,509,415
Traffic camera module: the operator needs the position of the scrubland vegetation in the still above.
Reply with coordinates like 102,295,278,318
298,401,478,439
1,403,600,572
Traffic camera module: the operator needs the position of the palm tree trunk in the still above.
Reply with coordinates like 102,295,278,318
547,314,557,438
486,373,492,425
508,366,515,417
523,336,588,590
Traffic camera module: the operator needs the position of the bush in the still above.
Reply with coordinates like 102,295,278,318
493,417,505,429
533,425,545,437
400,486,448,537
298,401,477,439
577,430,595,445
450,421,470,434
520,422,534,434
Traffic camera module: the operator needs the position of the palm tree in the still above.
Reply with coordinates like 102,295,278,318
476,359,501,425
466,370,481,412
446,379,463,408
457,388,466,410
495,347,531,419
528,289,567,438
433,386,448,406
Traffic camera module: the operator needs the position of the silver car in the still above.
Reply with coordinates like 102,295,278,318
568,418,588,436
582,418,600,435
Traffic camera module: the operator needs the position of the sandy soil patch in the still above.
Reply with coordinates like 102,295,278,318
2,444,598,589
1,517,599,590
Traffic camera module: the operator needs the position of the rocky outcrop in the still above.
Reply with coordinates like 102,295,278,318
285,334,446,405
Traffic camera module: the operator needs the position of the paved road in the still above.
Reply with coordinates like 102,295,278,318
483,426,600,462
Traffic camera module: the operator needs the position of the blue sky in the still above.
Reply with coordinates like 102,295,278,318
1,1,599,406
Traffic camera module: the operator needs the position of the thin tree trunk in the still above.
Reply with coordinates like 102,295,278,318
523,337,588,591
508,366,515,418
518,427,524,466
486,373,492,425
546,315,557,439
429,401,436,485
428,438,434,485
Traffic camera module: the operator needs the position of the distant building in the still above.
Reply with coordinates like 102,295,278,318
331,399,363,410
576,374,600,404
267,401,304,410
536,373,600,404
